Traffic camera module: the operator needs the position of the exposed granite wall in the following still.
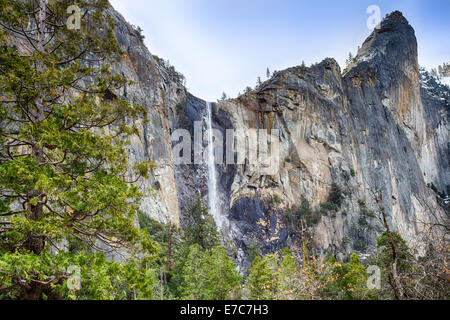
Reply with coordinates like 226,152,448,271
107,8,448,265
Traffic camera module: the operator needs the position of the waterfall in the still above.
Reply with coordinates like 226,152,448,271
205,102,222,230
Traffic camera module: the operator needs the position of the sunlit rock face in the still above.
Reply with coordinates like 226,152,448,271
186,11,448,265
105,8,448,265
107,8,187,226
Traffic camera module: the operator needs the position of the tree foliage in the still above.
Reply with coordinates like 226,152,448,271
247,254,278,299
179,244,241,300
139,197,240,300
322,253,378,300
0,0,156,299
183,195,219,251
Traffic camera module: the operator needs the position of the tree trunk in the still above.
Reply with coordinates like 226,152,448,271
167,222,173,272
375,192,406,299
23,0,48,256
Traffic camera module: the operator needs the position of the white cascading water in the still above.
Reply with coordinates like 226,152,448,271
205,102,222,230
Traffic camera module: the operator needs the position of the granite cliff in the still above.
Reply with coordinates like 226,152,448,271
108,8,449,265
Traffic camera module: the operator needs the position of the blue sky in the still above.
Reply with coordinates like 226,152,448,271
109,0,449,101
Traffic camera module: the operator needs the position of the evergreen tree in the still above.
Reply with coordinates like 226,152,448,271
324,253,378,300
247,238,261,267
437,62,450,77
256,76,262,88
372,231,415,299
183,195,219,250
431,68,438,77
0,0,156,299
179,244,241,300
133,25,145,42
276,248,299,299
266,67,271,79
346,52,354,67
328,183,343,208
444,62,450,76
178,244,207,299
169,197,221,298
247,254,278,299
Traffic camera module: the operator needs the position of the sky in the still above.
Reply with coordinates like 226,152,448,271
109,0,450,101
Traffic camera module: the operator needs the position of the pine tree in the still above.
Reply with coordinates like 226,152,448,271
437,62,450,77
324,253,378,300
266,67,271,79
247,254,278,299
179,244,241,300
183,195,219,251
0,0,156,299
256,76,262,88
346,52,354,67
373,232,415,299
133,25,145,42
169,197,221,298
205,246,241,299
277,248,299,299
247,238,261,267
431,68,438,77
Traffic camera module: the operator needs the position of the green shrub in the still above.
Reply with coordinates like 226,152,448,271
329,183,343,208
359,200,376,219
297,197,322,227
320,202,335,214
271,194,282,205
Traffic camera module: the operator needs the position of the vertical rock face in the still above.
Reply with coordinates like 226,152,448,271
174,11,448,265
104,8,448,265
107,9,187,225
419,71,449,193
